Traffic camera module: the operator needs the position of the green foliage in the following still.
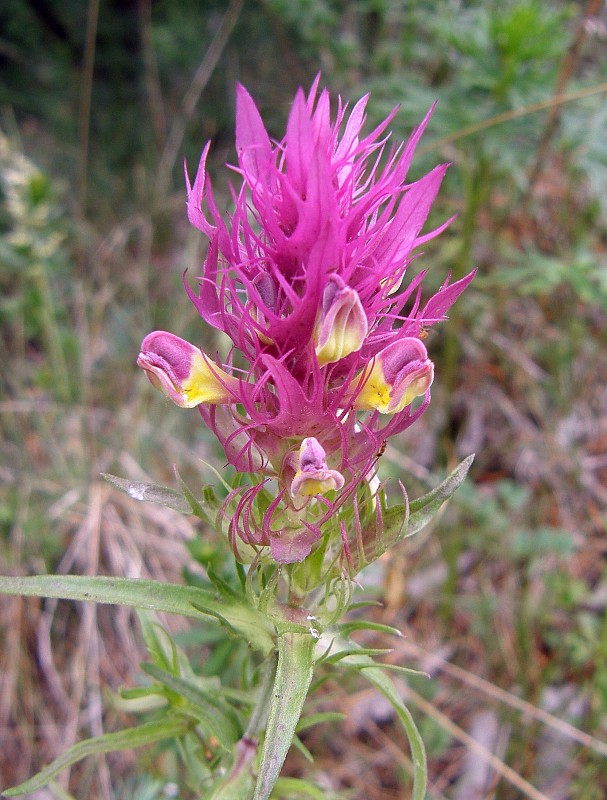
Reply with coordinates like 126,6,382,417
0,447,472,798
480,248,607,310
453,478,578,565
0,133,75,399
2,718,190,797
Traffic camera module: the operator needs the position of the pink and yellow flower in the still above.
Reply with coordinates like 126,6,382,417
138,331,238,408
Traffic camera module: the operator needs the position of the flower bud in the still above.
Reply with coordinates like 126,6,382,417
348,338,434,414
314,277,368,366
137,331,237,408
291,437,345,498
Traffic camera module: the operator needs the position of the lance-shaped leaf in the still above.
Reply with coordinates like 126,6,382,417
406,454,475,534
141,662,241,749
253,629,316,800
0,575,275,655
102,472,222,523
317,630,427,800
352,454,474,573
1,718,189,796
360,664,426,800
102,473,192,514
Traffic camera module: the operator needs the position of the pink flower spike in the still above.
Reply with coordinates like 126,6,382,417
137,331,238,408
348,338,434,414
291,437,345,499
170,77,474,563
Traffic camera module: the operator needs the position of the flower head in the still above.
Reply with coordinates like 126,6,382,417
139,77,474,563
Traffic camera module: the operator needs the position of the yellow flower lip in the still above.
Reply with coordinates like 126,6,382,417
138,331,238,408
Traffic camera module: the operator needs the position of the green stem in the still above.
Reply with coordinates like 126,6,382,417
253,629,315,800
247,653,279,740
209,653,279,800
30,263,73,402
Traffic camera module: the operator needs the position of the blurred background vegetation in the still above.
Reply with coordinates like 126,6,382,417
1,0,606,798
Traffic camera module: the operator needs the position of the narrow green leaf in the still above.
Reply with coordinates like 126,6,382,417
118,685,166,701
291,734,314,763
46,780,77,800
354,455,474,571
322,647,392,665
347,600,384,611
273,777,327,799
137,612,179,673
1,718,188,796
406,454,475,536
253,631,315,800
358,662,428,678
174,467,220,522
102,473,191,514
338,620,403,637
189,603,238,637
295,711,345,732
111,688,167,714
141,663,241,749
361,666,427,800
0,575,275,655
205,566,243,601
319,632,427,800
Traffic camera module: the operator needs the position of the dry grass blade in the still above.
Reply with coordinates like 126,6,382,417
400,683,552,800
400,641,607,759
418,80,607,155
156,0,245,195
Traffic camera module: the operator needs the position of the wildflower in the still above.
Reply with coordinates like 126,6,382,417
291,437,345,499
314,277,368,366
138,331,237,408
347,338,434,414
139,77,474,562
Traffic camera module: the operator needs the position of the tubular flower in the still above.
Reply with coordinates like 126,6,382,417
291,437,345,499
138,331,238,408
314,277,368,366
139,77,474,562
347,338,434,414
